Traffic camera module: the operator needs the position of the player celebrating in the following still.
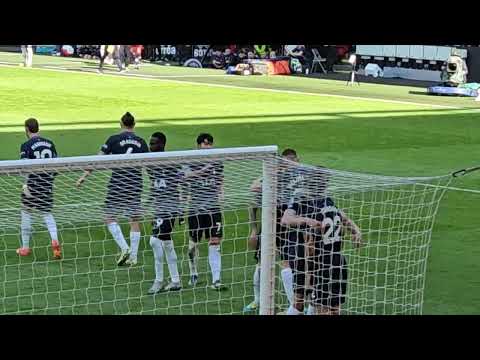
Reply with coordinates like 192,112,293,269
243,149,302,313
185,133,225,290
281,182,362,315
17,118,61,259
147,132,182,294
77,112,149,266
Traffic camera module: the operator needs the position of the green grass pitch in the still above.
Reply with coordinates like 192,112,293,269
0,52,479,314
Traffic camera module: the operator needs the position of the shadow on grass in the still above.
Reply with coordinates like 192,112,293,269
0,108,473,130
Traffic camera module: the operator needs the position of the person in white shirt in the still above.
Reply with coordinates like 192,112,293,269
21,45,33,67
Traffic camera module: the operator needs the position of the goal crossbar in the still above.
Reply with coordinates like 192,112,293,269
0,146,279,174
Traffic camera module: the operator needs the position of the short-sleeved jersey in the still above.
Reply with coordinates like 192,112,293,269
101,131,149,190
101,131,149,156
147,163,184,215
20,136,58,189
288,196,343,254
186,161,224,211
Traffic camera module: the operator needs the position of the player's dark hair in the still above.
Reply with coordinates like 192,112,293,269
25,118,39,133
281,148,297,157
197,133,214,145
121,112,135,128
151,132,167,148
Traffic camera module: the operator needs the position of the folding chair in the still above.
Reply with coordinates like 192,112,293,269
311,48,327,74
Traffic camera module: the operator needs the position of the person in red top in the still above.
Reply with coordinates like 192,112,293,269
336,45,351,59
129,45,144,69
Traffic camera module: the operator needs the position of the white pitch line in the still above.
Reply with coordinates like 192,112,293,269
43,65,69,70
0,62,475,110
126,72,237,78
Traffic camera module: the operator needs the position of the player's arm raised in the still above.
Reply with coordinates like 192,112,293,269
339,210,362,248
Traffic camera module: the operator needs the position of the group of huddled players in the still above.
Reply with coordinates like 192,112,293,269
18,114,226,295
244,150,363,315
17,113,363,315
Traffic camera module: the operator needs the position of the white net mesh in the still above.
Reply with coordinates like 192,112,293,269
0,147,451,315
269,161,452,315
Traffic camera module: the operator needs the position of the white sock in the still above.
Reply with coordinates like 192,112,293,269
208,244,221,283
306,304,315,315
21,210,32,249
107,223,129,251
287,305,303,315
42,213,58,241
129,231,141,260
162,240,180,283
253,266,261,304
150,237,164,282
188,240,199,276
281,267,294,306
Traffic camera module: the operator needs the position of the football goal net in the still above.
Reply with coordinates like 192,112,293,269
0,146,453,315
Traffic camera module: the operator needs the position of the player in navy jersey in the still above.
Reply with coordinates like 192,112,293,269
147,132,183,294
184,133,226,290
282,191,362,315
244,149,303,313
77,112,149,266
17,118,62,259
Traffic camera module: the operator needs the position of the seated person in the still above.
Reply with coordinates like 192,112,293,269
288,45,313,74
212,50,226,69
315,45,337,72
238,51,247,62
224,48,239,67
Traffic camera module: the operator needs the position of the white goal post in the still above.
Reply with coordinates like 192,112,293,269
0,146,279,315
0,145,453,315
